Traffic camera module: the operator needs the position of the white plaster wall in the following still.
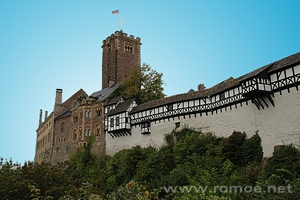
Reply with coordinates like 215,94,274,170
106,128,165,155
106,88,300,157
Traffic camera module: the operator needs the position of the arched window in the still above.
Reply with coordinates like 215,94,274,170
73,115,78,122
73,129,77,140
96,109,102,117
96,125,101,135
85,127,91,137
79,127,82,140
85,111,92,118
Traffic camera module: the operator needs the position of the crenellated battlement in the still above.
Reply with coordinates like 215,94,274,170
102,31,141,46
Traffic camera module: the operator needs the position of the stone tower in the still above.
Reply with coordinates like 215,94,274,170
102,31,141,89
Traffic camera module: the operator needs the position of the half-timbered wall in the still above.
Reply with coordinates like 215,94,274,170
270,64,300,92
107,112,131,132
106,63,300,157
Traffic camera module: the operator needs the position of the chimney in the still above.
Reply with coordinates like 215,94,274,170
198,84,206,92
54,89,63,115
39,109,43,125
44,111,48,121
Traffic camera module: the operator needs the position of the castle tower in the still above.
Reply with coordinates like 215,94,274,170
102,31,141,89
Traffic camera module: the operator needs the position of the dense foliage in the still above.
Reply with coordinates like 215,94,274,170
109,63,165,104
1,128,299,199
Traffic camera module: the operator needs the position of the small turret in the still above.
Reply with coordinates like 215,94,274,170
44,111,48,121
39,109,42,126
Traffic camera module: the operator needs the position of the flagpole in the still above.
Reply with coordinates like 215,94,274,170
112,9,123,31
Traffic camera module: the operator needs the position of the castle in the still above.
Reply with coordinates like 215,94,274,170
35,30,300,164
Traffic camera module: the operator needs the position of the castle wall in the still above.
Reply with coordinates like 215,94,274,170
34,112,54,163
106,87,300,157
51,102,106,164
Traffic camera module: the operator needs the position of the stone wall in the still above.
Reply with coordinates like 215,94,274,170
102,31,141,89
106,87,300,157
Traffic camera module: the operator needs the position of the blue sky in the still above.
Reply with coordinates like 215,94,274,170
0,0,299,164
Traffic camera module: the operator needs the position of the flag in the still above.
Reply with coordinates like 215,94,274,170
112,10,119,14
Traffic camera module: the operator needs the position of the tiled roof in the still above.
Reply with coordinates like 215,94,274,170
105,95,123,106
90,83,120,103
56,88,87,117
131,77,240,113
55,110,71,120
107,99,135,116
268,52,300,73
238,63,273,82
131,52,300,113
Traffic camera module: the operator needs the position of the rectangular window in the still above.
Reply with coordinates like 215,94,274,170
60,122,65,133
141,121,151,134
116,117,120,126
220,93,225,100
110,118,114,127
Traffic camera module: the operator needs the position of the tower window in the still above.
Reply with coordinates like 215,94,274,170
107,60,111,69
107,46,111,55
124,43,133,53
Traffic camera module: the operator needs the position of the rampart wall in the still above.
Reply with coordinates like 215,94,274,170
107,88,300,157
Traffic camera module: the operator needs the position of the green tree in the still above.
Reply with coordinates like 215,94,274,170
255,145,300,199
134,146,175,190
105,146,145,192
263,145,300,181
110,63,165,104
67,136,96,181
22,162,74,199
222,131,246,166
242,131,263,165
0,161,31,200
